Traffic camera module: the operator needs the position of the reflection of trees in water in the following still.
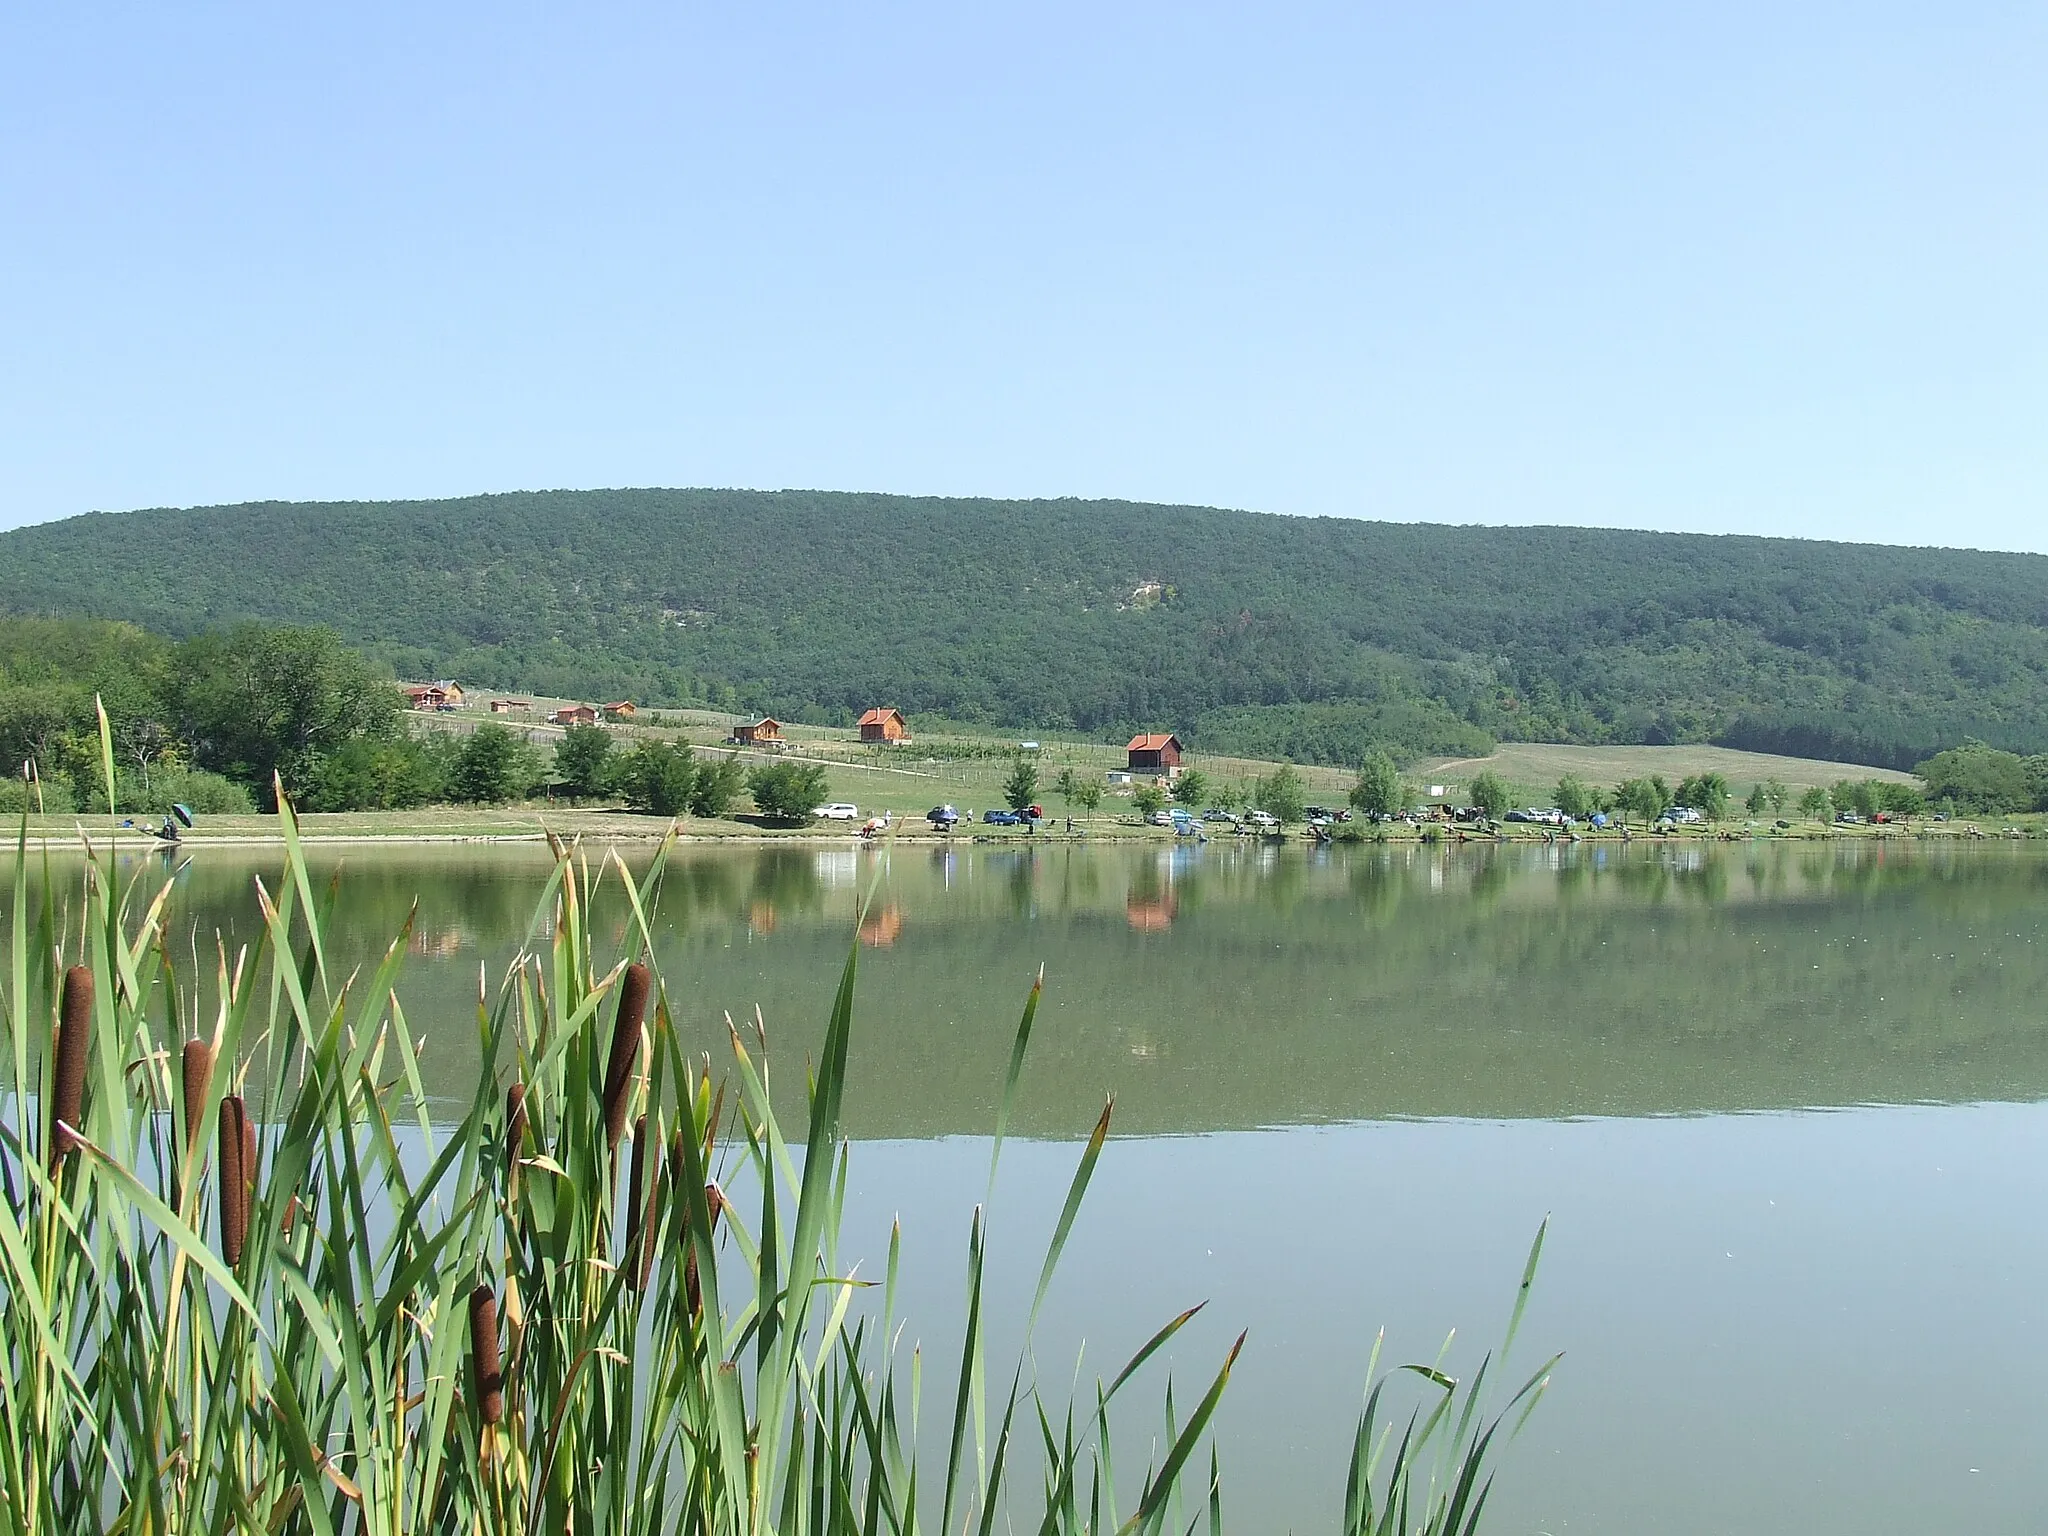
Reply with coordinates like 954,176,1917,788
990,850,1037,917
1346,854,1404,927
1466,850,1512,908
746,850,824,915
16,842,2048,1130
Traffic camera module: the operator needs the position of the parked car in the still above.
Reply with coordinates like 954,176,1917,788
813,802,860,820
1201,808,1239,824
926,804,959,829
1146,809,1176,826
1504,809,1534,823
983,809,1023,826
1246,810,1279,829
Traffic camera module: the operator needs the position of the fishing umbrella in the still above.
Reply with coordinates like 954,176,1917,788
171,804,195,828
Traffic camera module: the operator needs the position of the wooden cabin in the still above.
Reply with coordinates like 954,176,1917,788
488,698,531,714
401,684,451,712
733,717,784,746
549,704,600,727
1126,733,1184,772
602,701,637,721
858,707,910,744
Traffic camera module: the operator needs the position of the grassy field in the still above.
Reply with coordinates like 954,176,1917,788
1413,742,1917,798
29,709,1977,848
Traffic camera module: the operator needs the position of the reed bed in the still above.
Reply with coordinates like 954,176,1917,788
0,717,1555,1534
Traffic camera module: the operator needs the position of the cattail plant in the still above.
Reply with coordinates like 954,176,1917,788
217,1093,250,1265
624,1114,660,1291
0,753,1552,1536
178,1037,213,1204
503,1081,528,1200
48,965,92,1168
600,961,649,1151
180,1038,213,1155
469,1284,504,1427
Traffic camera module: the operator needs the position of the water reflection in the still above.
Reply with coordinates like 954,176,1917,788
10,840,2048,1130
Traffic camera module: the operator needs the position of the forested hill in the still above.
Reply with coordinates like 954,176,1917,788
5,488,2048,769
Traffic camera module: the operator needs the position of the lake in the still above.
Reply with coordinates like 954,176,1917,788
15,836,2048,1532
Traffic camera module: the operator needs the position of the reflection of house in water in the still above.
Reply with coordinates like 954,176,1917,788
749,902,778,935
1127,846,1184,930
1125,892,1177,931
408,928,471,959
858,905,904,947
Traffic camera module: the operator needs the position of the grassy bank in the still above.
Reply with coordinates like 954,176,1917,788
0,779,1555,1533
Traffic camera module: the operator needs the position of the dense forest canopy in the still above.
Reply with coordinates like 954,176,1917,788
4,489,2048,768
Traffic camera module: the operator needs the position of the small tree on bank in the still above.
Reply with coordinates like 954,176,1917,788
1053,766,1080,812
1676,772,1730,821
1467,770,1512,821
1073,779,1103,822
747,760,829,821
1613,776,1665,827
1257,764,1306,825
1553,773,1597,821
1172,769,1209,808
1003,758,1039,812
1132,783,1168,819
613,741,695,815
552,724,614,800
689,751,745,817
1350,750,1403,818
450,722,543,806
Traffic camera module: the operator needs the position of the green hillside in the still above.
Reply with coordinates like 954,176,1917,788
5,488,2048,768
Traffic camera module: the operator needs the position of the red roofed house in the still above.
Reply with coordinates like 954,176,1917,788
402,684,452,712
1126,733,1184,772
550,704,600,727
732,717,784,745
858,708,910,744
602,701,637,721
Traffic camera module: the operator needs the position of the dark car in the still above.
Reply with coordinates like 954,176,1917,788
983,809,1023,826
927,804,959,829
1504,809,1534,823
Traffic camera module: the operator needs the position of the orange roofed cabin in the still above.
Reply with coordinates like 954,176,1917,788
858,708,910,744
1126,733,1184,772
733,718,784,745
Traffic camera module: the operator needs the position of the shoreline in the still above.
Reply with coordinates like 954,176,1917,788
6,820,2037,853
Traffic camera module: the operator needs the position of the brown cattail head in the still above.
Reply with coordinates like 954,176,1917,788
49,966,92,1169
180,1039,214,1156
683,1181,726,1317
601,962,651,1151
504,1083,528,1188
631,1118,666,1291
218,1095,250,1265
624,1114,649,1271
469,1284,504,1425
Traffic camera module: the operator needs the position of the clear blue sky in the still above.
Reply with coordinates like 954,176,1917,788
4,3,2044,549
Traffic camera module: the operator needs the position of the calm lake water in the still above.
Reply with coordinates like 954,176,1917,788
15,837,2048,1532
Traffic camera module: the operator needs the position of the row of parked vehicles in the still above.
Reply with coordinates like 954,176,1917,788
923,804,1052,829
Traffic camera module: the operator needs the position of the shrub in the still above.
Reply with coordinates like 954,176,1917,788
302,734,452,811
1468,769,1513,819
1351,751,1403,818
747,759,829,820
0,774,75,815
612,741,696,815
448,722,543,805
